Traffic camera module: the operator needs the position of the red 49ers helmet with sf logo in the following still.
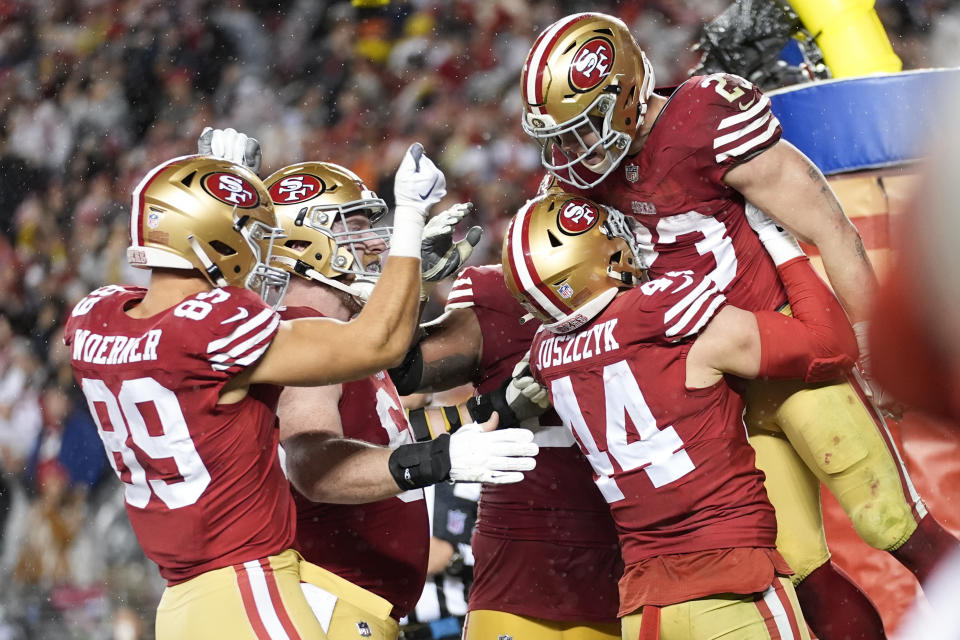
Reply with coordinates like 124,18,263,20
263,162,390,298
127,154,289,307
521,12,654,189
502,190,644,334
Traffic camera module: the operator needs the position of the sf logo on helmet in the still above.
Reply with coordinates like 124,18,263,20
203,172,261,208
269,174,323,204
558,199,599,235
569,38,614,91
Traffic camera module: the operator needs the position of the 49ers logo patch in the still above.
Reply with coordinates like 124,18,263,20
202,172,260,208
569,37,614,92
268,174,324,204
557,199,599,235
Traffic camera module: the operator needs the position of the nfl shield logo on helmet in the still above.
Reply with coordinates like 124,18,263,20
557,283,574,299
498,635,513,640
625,163,639,183
356,621,372,637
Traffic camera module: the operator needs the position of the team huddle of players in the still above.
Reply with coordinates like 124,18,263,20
66,12,956,640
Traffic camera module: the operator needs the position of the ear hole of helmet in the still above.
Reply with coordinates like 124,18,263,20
209,240,237,256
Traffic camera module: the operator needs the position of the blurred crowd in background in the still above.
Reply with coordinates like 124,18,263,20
0,0,958,637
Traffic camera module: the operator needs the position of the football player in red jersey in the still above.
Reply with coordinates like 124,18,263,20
506,190,859,639
65,149,536,640
261,161,533,640
519,12,959,639
393,258,625,640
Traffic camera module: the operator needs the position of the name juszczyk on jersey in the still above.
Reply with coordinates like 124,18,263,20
72,329,162,365
537,319,620,370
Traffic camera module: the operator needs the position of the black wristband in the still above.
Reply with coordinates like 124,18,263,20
407,407,432,442
466,377,519,428
388,434,452,490
387,342,424,396
441,405,464,434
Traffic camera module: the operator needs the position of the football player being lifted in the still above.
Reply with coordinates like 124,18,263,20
519,12,958,639
66,146,535,640
507,190,860,640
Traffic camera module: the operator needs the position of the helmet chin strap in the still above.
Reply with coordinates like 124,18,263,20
187,235,228,287
272,256,373,304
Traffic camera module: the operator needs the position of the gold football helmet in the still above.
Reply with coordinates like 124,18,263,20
127,154,289,307
520,12,655,189
264,162,390,299
502,190,644,334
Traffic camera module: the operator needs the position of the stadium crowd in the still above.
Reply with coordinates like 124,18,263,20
0,0,957,637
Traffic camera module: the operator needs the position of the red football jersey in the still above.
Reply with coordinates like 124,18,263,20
448,265,622,622
571,73,787,314
64,285,291,584
264,306,429,620
528,272,778,569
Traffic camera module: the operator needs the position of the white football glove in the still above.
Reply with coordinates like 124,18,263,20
198,126,263,175
744,202,804,266
505,351,550,422
421,203,482,283
394,142,447,214
391,143,447,259
448,422,538,484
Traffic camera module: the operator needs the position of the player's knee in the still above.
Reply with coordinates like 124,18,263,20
846,497,916,550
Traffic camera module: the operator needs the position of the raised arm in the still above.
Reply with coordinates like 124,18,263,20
247,143,442,387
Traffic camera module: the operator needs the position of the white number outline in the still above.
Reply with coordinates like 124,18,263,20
82,376,211,509
374,386,423,503
551,360,695,503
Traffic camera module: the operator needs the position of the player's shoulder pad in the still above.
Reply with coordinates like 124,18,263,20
677,73,780,168
620,271,727,344
186,286,280,374
445,263,505,312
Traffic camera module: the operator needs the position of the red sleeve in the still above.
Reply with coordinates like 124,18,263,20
754,257,857,382
198,287,280,377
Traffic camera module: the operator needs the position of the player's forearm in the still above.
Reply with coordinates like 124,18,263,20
754,257,858,382
813,223,877,323
352,255,424,368
283,432,402,504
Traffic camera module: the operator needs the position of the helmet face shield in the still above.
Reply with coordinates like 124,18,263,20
524,93,631,189
304,201,391,282
238,213,290,308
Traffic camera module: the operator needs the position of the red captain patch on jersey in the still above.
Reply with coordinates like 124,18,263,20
569,37,614,92
201,172,261,208
557,199,600,235
268,174,324,205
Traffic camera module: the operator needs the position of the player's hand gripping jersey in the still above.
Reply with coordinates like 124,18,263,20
569,73,787,314
445,265,621,622
257,306,429,621
65,284,289,584
528,272,789,613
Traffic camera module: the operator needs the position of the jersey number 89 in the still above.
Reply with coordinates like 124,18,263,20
82,376,211,510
